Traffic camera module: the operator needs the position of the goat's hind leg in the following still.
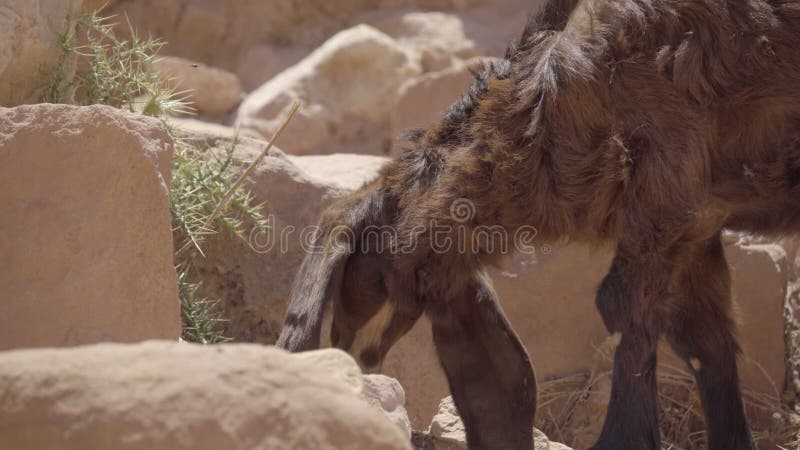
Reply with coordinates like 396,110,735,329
665,236,756,450
428,269,537,450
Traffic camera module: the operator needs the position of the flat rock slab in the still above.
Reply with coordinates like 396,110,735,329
0,104,180,350
0,341,412,450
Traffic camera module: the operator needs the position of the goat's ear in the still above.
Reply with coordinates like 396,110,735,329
277,186,382,352
428,271,537,448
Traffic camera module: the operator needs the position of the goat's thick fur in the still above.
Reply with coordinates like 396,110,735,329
277,1,800,448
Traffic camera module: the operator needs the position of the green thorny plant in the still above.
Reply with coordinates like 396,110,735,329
170,130,269,344
177,269,229,345
45,9,268,343
43,10,190,117
170,131,267,258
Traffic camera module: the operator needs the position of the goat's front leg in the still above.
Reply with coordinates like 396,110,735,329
591,250,665,450
427,269,537,450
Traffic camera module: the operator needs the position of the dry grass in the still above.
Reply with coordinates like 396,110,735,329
536,339,800,450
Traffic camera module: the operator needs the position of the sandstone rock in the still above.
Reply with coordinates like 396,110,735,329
170,116,261,140
177,126,387,343
428,396,466,448
108,0,357,69
362,11,478,72
427,396,573,450
237,24,421,155
455,0,533,56
782,238,800,409
378,0,486,9
294,347,367,393
547,436,574,450
153,55,243,116
363,374,413,439
236,45,305,92
0,0,83,105
0,104,180,350
106,0,503,73
287,153,389,192
728,236,792,397
390,59,487,152
0,341,412,450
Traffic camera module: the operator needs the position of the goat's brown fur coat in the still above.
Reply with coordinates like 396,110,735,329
278,1,800,449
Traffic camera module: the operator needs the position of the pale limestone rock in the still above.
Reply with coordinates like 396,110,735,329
0,341,412,450
236,44,304,92
362,11,479,72
236,24,421,155
427,396,573,450
0,104,180,350
390,59,492,152
153,55,243,116
104,0,504,71
0,0,83,105
363,374,413,439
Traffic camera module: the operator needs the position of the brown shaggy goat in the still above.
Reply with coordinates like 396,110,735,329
277,0,800,449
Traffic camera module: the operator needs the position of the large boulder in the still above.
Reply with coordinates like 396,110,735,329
236,45,305,92
426,396,572,450
152,55,243,117
102,0,532,123
104,0,502,72
362,11,478,72
0,341,412,450
0,104,180,350
783,239,800,409
0,0,83,105
454,0,533,56
390,60,483,152
236,24,421,155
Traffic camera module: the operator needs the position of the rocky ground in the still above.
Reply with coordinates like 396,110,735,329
1,0,799,449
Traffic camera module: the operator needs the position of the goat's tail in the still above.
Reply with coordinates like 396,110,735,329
276,181,385,352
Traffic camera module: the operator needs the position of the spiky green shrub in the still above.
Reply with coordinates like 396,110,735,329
43,11,189,117
169,132,268,344
170,132,267,257
177,269,230,345
45,9,266,344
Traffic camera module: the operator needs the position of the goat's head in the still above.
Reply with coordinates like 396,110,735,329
277,183,425,372
329,249,423,373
